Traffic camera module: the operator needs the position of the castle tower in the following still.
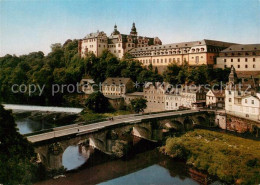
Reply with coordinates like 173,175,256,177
130,22,137,36
112,24,120,35
228,66,237,85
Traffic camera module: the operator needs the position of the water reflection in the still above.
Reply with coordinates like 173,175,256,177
98,164,199,185
62,146,88,170
16,118,45,134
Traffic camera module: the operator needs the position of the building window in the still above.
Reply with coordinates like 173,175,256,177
238,65,240,68
253,64,256,68
224,59,226,62
245,99,247,103
252,100,254,104
195,56,199,64
229,91,231,95
231,59,233,62
238,58,240,62
229,98,232,102
245,65,248,68
245,58,248,62
253,58,255,62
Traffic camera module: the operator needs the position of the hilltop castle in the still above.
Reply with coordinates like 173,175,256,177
78,23,162,59
79,23,260,74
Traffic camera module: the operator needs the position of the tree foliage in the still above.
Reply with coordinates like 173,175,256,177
163,63,231,85
85,91,111,113
0,105,35,184
130,97,147,113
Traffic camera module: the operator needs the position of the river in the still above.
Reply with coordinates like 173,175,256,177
34,137,204,185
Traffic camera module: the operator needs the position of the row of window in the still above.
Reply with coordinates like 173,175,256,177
223,52,257,56
224,58,256,62
225,64,256,69
228,98,255,104
139,58,183,64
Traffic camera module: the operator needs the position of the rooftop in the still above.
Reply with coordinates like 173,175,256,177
103,77,132,85
129,39,236,52
221,44,260,52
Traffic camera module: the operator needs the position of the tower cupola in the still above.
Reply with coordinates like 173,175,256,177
112,24,120,35
130,22,137,36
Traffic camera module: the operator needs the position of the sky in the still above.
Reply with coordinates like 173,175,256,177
0,0,260,56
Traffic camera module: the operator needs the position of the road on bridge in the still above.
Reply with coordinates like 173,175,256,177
27,109,200,143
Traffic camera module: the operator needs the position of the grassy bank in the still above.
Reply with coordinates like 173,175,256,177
161,129,260,185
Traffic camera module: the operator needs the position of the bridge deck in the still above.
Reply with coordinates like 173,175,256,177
26,110,201,143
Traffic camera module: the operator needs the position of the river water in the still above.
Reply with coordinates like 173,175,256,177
16,118,50,134
35,137,202,185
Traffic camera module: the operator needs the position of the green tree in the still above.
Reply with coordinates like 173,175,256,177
130,97,147,113
163,63,182,85
85,91,111,113
0,105,35,184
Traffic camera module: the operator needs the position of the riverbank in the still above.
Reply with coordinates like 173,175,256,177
161,129,260,184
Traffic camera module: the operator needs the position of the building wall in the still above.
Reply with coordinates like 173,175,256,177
136,52,218,68
165,95,181,110
144,86,165,112
225,89,260,121
216,56,260,71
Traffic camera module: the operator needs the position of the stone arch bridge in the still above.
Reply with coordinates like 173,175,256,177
29,110,215,169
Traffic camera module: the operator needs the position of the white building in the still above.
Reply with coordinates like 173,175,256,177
206,90,225,108
165,94,182,110
225,67,260,121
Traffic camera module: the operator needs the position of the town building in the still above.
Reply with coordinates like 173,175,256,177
125,92,144,105
143,82,170,112
225,67,260,121
78,23,162,59
165,93,181,110
101,77,135,98
144,83,206,112
206,89,225,108
129,39,235,73
180,87,206,109
215,44,260,73
100,77,135,110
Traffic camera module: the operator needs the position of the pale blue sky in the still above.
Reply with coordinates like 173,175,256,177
1,0,260,56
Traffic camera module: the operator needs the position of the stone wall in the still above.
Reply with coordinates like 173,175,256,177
226,114,260,136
